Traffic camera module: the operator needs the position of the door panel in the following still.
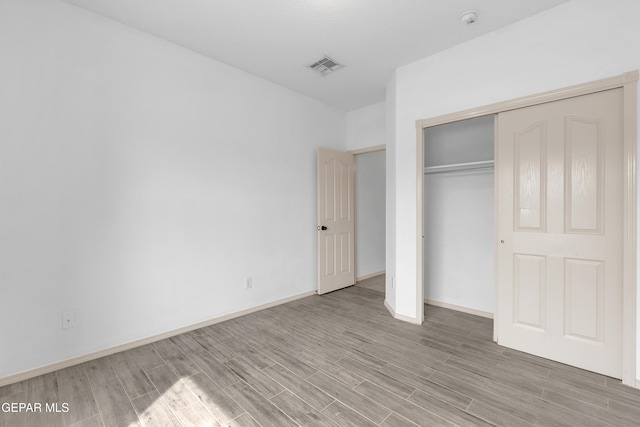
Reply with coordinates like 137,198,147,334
317,148,355,294
497,89,623,378
514,122,546,231
566,116,604,233
564,258,603,342
513,254,546,330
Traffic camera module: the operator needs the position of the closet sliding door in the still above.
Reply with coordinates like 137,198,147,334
496,89,624,378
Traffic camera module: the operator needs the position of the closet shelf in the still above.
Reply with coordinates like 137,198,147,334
423,160,494,174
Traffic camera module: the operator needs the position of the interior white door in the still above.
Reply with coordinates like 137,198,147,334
497,89,623,378
317,148,355,295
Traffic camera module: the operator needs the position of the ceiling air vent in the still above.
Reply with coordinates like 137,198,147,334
308,56,344,76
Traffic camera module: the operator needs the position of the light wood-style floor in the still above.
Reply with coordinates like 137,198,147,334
354,274,385,294
2,286,640,427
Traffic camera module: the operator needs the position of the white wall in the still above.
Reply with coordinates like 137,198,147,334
423,117,494,314
387,0,640,381
0,0,346,379
347,102,386,151
355,151,385,278
424,171,494,313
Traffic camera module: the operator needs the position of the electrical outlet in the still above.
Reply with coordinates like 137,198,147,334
62,312,76,329
391,276,395,289
245,277,253,289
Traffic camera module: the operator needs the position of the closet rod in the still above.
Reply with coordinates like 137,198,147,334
423,160,494,175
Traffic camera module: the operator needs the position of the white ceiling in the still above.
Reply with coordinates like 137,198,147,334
60,0,569,111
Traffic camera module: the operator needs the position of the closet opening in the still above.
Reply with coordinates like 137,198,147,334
422,115,495,322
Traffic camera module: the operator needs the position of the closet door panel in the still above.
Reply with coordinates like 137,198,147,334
497,89,623,378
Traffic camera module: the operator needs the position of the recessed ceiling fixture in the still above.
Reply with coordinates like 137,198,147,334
460,10,478,25
308,56,344,76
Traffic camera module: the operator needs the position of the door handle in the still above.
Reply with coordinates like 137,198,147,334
317,226,328,230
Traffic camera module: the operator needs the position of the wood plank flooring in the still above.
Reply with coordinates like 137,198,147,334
2,286,640,426
354,274,385,294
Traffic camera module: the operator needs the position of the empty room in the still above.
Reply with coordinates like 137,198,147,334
2,0,640,426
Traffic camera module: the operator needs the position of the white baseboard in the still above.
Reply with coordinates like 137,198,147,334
384,300,422,325
356,270,385,281
424,299,494,319
384,299,395,317
0,290,316,387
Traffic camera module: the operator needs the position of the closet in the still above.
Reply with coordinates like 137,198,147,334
423,115,495,317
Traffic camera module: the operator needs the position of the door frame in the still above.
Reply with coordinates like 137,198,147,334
415,71,638,386
348,144,386,285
